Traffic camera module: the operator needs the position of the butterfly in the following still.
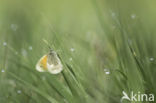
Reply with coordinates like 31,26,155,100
36,49,63,74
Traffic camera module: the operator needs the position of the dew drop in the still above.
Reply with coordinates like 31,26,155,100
150,57,154,61
70,48,75,52
104,68,110,75
105,71,110,75
28,46,33,50
1,69,5,73
21,49,27,57
131,14,136,19
17,90,22,94
10,24,18,31
3,42,7,46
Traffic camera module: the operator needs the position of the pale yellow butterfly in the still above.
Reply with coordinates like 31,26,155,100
36,49,63,74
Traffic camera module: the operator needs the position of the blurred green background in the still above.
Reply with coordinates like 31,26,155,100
0,0,156,103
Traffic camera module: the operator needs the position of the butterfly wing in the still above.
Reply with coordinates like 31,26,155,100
36,55,48,72
47,51,63,74
47,60,63,74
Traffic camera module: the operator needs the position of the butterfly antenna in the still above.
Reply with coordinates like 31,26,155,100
42,39,53,51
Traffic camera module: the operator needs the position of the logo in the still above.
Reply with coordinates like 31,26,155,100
121,91,154,102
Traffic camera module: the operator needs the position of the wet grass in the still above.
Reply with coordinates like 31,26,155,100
0,0,156,103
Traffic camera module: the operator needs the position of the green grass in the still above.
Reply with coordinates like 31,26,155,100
0,0,156,103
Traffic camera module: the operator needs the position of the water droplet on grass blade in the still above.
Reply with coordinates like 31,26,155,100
104,68,110,75
10,24,18,31
1,69,5,73
21,49,27,57
105,71,110,75
70,48,75,52
17,90,21,94
150,57,154,61
131,14,136,19
28,46,33,50
3,42,7,46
